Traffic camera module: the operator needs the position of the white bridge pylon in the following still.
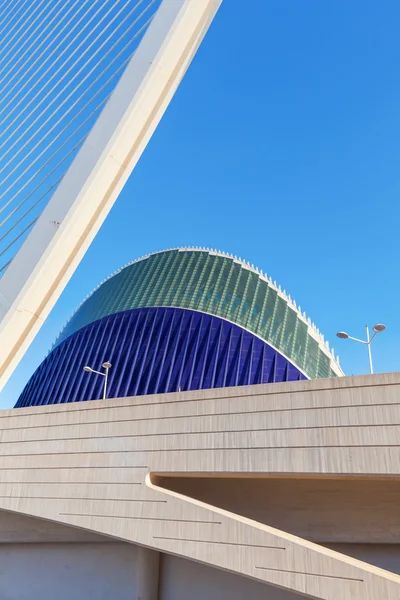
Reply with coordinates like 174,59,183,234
0,0,222,390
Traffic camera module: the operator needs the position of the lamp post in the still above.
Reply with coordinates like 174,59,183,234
83,361,112,399
336,324,385,374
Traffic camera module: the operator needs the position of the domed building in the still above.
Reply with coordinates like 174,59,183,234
16,248,343,407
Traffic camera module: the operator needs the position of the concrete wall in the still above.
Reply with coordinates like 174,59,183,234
157,476,400,544
1,541,400,600
0,510,111,543
328,545,400,576
160,553,305,600
2,374,400,599
159,548,400,600
0,543,138,600
0,542,307,600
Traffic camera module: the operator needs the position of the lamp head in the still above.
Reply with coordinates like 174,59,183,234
102,361,112,370
373,323,386,333
83,366,93,372
336,331,349,339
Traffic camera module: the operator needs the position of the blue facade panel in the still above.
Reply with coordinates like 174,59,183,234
16,307,307,408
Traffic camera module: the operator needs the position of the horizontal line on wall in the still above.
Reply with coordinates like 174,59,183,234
0,481,142,485
255,565,363,582
59,513,221,524
3,402,400,432
4,379,400,419
153,535,285,550
1,444,400,458
1,422,399,445
0,465,148,470
0,496,165,502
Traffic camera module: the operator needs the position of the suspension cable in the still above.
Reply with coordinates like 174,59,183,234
0,2,155,200
0,0,100,106
0,13,153,216
0,0,79,87
0,0,161,277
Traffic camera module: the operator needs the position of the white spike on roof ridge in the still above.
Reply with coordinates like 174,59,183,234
53,247,338,363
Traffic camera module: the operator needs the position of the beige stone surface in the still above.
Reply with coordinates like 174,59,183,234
1,373,400,599
0,509,112,543
156,476,400,543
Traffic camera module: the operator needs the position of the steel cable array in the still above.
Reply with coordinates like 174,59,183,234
0,0,161,276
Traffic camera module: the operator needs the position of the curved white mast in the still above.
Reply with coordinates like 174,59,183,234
0,0,222,390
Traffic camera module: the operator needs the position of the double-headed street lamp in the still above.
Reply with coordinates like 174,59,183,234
83,361,112,399
336,324,385,374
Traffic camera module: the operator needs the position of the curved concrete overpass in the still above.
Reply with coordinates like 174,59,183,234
1,373,400,599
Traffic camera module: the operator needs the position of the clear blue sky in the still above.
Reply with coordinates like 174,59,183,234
1,0,399,408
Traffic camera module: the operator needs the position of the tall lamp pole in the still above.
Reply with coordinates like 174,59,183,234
83,361,112,399
336,324,386,374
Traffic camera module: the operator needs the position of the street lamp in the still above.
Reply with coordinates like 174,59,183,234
83,361,112,399
336,324,385,374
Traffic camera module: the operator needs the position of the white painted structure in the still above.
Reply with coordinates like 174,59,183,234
0,0,222,390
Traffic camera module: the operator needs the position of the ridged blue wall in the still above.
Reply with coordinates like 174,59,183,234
16,307,306,407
